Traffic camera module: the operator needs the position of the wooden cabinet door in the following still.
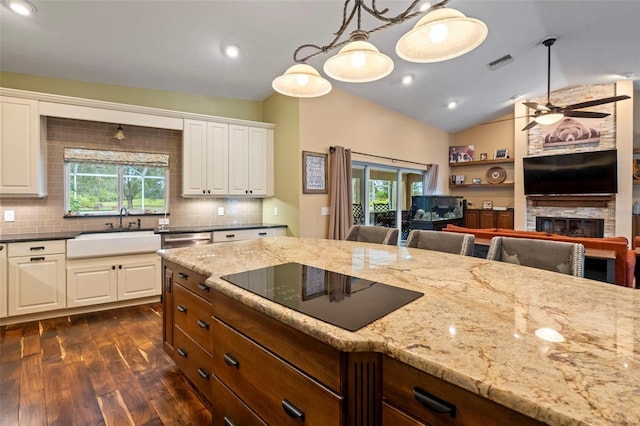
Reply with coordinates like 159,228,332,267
67,260,118,307
495,211,514,229
8,254,66,315
0,97,46,197
163,263,174,354
479,211,495,228
464,210,479,228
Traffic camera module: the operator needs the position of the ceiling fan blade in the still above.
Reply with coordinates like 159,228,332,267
523,102,548,111
564,95,630,111
481,115,532,125
522,120,538,131
563,110,610,119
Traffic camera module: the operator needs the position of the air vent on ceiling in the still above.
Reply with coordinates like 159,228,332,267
487,54,514,71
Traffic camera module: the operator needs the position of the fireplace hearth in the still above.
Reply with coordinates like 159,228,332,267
536,217,605,238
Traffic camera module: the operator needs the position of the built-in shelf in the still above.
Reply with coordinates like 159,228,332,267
449,158,514,167
527,195,613,208
450,183,514,188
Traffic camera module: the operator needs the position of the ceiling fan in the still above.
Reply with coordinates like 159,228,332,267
521,37,630,131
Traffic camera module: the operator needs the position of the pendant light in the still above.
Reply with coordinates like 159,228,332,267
323,34,394,83
113,125,126,141
272,64,332,98
395,7,488,63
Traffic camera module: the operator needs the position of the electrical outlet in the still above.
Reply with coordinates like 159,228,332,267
159,218,170,226
4,210,15,222
273,207,278,216
218,207,224,216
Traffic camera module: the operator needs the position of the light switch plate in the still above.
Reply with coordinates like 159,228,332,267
273,207,278,216
218,207,224,216
4,210,15,222
159,218,170,226
321,207,330,216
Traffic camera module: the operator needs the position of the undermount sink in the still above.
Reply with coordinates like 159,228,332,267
67,230,161,259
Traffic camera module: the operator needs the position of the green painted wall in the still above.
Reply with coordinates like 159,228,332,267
262,92,301,237
0,72,264,122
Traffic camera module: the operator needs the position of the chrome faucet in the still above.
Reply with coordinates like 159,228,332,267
119,207,128,229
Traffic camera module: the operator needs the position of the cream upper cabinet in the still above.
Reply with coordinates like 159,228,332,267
0,97,47,197
182,119,228,197
228,125,273,196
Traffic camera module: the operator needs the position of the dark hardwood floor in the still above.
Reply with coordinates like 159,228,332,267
0,303,212,426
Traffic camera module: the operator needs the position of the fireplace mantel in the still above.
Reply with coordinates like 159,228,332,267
527,195,614,208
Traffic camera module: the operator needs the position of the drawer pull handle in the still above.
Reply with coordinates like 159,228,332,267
197,283,210,292
258,232,267,237
30,246,45,251
177,348,188,358
282,399,305,421
197,368,210,379
197,319,209,329
177,305,187,313
223,354,239,368
30,257,45,262
225,234,235,239
223,417,235,426
177,272,189,279
413,387,456,418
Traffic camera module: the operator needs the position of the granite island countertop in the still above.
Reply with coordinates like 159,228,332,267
159,236,640,425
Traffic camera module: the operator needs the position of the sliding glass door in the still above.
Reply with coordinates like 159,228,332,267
352,162,428,243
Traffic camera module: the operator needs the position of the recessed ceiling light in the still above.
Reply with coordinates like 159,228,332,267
447,101,457,109
401,74,414,85
7,0,36,16
618,72,634,79
224,45,239,59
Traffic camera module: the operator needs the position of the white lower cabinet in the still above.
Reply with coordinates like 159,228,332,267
0,244,7,318
67,253,161,307
8,240,66,316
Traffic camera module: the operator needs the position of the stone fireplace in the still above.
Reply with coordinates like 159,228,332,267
536,216,605,238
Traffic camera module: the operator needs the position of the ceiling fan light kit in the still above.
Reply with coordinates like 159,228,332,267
272,0,487,98
522,37,630,131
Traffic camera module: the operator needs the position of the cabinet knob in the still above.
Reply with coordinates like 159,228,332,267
112,265,116,270
202,190,206,194
207,190,211,194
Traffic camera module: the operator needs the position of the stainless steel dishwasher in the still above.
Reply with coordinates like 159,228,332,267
161,232,213,249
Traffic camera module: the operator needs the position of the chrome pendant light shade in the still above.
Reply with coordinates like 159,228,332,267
395,8,488,63
272,64,332,98
323,40,394,83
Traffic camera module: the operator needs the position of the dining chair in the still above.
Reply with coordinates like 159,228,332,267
405,230,475,256
352,203,364,225
486,236,585,277
345,225,398,246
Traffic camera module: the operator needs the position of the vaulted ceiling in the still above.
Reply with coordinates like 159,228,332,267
1,0,638,133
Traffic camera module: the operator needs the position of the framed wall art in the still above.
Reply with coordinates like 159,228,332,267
302,151,328,194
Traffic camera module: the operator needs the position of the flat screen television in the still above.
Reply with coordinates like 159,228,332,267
523,149,618,195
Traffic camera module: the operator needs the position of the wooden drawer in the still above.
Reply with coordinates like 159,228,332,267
173,262,212,302
383,401,425,426
212,375,267,426
9,240,66,257
213,319,343,426
173,327,213,402
383,356,542,426
174,284,213,354
213,289,341,392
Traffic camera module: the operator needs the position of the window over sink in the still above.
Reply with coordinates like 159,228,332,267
63,148,169,216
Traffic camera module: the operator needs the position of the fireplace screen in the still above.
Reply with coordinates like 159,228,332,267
536,217,604,238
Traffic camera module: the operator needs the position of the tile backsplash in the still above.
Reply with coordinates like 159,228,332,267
0,117,262,235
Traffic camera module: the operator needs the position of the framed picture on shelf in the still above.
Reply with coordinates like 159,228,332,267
494,149,508,159
449,145,475,163
482,200,493,209
472,178,481,184
455,175,465,185
302,151,328,194
480,153,488,160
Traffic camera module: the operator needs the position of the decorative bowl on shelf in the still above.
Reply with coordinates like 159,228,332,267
486,167,506,184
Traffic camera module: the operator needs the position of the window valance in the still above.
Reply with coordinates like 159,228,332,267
63,148,169,167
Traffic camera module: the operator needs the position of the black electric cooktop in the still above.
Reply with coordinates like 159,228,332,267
221,262,423,331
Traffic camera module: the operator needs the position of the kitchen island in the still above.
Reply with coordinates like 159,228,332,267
159,236,640,425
